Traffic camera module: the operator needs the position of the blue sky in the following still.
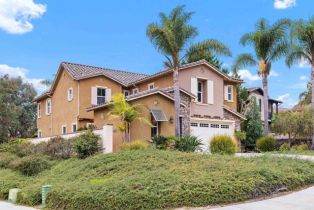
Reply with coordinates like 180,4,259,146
0,0,312,108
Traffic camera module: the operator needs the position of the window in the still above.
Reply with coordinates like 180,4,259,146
123,90,129,97
72,123,77,133
210,124,219,128
38,130,42,138
132,88,139,95
197,80,203,103
191,122,198,127
37,103,41,118
62,125,67,135
226,85,233,101
221,124,229,129
148,83,155,90
97,88,106,105
46,99,52,115
67,88,73,101
200,123,209,127
151,115,159,138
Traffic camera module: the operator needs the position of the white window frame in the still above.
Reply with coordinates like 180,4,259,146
226,85,233,102
72,123,77,133
67,87,73,101
197,80,204,103
132,88,139,95
123,90,130,97
148,83,155,90
46,99,52,115
96,87,106,105
37,103,41,118
61,125,67,135
38,130,42,138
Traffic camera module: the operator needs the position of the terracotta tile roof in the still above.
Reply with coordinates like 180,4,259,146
62,62,148,86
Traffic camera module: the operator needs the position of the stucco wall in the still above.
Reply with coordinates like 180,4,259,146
223,81,238,111
178,65,224,118
36,97,52,137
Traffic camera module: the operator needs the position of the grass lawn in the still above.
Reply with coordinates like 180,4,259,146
0,150,314,210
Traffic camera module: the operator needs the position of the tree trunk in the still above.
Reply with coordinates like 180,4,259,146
173,66,181,137
262,75,269,135
311,60,314,149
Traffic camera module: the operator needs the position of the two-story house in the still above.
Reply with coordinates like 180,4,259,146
34,59,246,151
247,87,282,123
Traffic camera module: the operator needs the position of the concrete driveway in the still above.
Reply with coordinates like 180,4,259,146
0,201,36,210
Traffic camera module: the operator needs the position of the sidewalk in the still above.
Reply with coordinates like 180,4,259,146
0,202,36,210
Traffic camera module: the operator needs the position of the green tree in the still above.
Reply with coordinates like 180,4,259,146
0,75,37,143
147,5,232,136
108,93,150,143
232,18,290,135
286,17,314,148
243,97,263,151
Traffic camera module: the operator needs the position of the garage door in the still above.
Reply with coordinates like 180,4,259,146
190,121,234,152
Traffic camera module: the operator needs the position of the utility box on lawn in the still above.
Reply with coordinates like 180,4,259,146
8,188,20,204
42,185,52,207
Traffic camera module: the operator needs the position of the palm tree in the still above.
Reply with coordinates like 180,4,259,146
286,17,314,148
232,18,290,135
108,94,150,143
147,5,232,136
146,5,197,137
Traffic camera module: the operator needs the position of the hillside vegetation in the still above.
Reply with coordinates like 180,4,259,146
0,149,314,209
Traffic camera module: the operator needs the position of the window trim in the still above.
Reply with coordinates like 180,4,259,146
148,83,155,90
67,87,73,101
226,85,233,102
132,88,139,95
123,90,130,97
61,125,67,135
37,103,41,118
72,123,77,133
46,99,52,115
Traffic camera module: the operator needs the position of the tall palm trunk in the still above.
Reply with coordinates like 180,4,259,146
311,56,314,149
262,75,269,135
173,66,181,137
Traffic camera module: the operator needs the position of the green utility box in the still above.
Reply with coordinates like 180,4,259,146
8,188,20,204
42,185,52,207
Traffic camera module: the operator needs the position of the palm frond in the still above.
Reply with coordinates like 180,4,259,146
231,53,257,74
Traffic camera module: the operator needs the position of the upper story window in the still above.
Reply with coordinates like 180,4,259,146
225,85,233,102
46,99,52,115
148,83,155,90
132,88,139,95
97,88,106,104
197,80,204,103
37,103,41,118
123,90,130,97
67,88,73,101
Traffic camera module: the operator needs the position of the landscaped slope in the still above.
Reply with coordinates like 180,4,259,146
0,150,314,209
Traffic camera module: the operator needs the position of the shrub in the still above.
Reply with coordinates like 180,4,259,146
14,142,36,157
9,155,52,176
73,131,100,159
0,139,28,153
175,135,203,152
120,140,149,151
210,135,236,155
0,152,17,168
256,136,276,152
46,136,74,159
152,136,176,150
279,143,290,152
296,144,309,151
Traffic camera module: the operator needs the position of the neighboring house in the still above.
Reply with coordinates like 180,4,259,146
247,87,282,123
34,59,246,151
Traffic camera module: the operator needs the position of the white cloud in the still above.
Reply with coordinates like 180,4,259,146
277,93,297,108
0,64,47,93
299,75,307,81
274,0,296,9
298,57,311,68
0,0,47,34
238,69,279,81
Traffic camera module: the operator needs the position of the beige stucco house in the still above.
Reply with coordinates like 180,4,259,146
34,59,246,151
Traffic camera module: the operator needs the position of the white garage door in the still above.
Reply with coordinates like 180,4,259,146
190,120,234,152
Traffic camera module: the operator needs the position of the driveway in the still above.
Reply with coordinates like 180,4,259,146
0,201,36,210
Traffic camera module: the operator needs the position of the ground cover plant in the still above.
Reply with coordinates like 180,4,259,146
0,149,313,209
